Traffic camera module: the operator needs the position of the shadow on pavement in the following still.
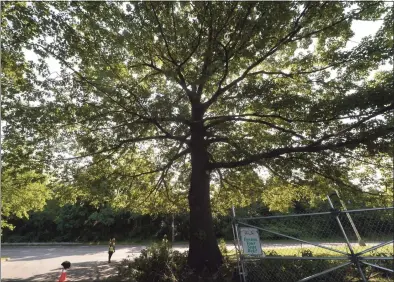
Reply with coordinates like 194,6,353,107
2,261,118,282
2,246,145,262
2,246,105,262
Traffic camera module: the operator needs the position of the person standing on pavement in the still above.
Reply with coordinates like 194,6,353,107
111,238,116,252
108,241,115,263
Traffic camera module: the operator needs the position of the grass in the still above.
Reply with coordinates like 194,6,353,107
224,245,393,282
262,244,393,257
221,243,393,262
1,257,10,262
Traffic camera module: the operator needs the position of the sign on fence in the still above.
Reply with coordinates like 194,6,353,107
239,227,262,255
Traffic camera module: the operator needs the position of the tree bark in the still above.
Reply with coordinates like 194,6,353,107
187,103,223,274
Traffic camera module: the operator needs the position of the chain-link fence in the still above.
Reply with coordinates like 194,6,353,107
232,198,394,282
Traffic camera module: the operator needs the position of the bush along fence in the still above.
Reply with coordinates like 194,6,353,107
232,193,394,282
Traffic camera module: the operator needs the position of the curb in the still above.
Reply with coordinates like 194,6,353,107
1,242,84,246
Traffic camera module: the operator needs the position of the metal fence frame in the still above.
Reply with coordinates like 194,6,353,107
232,199,394,282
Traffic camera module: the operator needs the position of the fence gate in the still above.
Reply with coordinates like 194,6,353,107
232,195,394,282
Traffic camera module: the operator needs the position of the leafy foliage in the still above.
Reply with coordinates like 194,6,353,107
116,237,189,282
114,237,234,282
1,168,50,229
3,201,183,242
1,2,54,229
4,1,392,212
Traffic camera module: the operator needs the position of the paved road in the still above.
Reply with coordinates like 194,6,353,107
0,242,386,281
1,245,163,281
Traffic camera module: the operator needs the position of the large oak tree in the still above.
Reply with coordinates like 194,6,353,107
4,1,393,273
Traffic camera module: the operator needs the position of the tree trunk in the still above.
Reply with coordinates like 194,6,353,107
187,104,223,274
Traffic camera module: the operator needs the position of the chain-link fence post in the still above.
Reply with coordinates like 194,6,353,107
232,206,246,282
327,194,368,282
333,190,366,246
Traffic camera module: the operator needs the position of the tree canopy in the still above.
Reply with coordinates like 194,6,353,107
3,1,393,273
1,2,53,229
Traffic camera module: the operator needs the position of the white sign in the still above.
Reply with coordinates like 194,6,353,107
240,227,262,255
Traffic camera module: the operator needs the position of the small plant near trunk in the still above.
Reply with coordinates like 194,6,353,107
114,237,236,281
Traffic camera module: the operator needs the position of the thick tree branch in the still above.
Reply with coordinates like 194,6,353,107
248,63,342,78
31,43,192,142
285,155,364,195
203,3,379,110
170,3,178,47
150,4,178,65
202,2,310,109
179,22,204,68
206,117,306,140
205,106,392,125
225,3,258,57
108,167,163,182
31,43,155,120
203,24,303,109
209,126,394,169
309,102,394,147
333,150,391,169
136,146,190,205
59,20,174,131
213,2,238,41
110,147,190,184
290,2,380,42
56,135,185,161
205,113,294,124
216,41,229,92
196,4,214,97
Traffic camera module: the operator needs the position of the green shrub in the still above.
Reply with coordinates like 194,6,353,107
113,243,393,282
114,237,236,282
116,236,186,281
300,249,313,257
